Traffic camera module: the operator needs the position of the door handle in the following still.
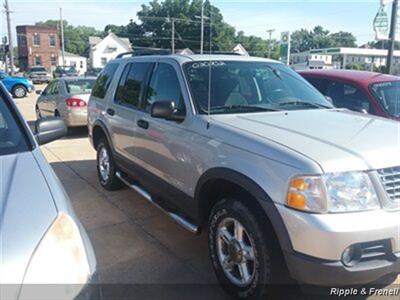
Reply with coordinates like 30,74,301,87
106,108,115,116
137,119,149,130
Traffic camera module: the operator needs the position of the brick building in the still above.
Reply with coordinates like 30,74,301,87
16,25,60,72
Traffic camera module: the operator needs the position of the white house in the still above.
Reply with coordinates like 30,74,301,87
232,44,249,56
88,32,132,69
59,52,87,75
291,52,333,70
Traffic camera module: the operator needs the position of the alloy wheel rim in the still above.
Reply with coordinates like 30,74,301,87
99,147,110,182
15,87,25,97
216,217,256,287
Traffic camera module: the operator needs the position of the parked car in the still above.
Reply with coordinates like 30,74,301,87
85,67,103,78
88,54,399,299
0,82,99,299
25,66,52,84
299,69,400,121
36,77,96,127
54,66,79,78
0,70,34,98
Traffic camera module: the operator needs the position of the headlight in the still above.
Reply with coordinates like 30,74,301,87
287,172,380,213
22,213,90,284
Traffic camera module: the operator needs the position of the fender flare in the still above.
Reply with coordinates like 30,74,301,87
195,167,293,253
91,120,113,150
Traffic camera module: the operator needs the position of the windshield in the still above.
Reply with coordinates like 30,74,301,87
30,67,46,72
370,81,400,118
184,61,332,114
65,79,96,94
0,94,30,156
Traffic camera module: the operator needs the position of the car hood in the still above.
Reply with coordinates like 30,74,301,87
0,152,57,298
212,109,400,173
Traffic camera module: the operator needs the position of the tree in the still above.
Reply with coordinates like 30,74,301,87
291,26,357,53
35,20,104,56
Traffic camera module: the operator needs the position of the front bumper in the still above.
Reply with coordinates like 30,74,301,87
277,206,400,285
285,251,399,286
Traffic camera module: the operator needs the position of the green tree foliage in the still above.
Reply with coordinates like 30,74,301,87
291,26,357,53
35,20,104,56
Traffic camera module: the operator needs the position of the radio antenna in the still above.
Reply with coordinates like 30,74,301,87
207,2,212,129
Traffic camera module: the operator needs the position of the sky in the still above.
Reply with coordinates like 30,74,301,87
0,0,385,46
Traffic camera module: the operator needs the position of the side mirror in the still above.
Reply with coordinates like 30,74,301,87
151,100,185,122
36,90,42,95
35,117,67,145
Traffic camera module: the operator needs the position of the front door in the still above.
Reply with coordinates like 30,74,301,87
134,62,193,208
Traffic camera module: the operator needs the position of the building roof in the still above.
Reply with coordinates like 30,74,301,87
88,33,131,49
294,47,400,57
299,69,400,84
63,51,86,58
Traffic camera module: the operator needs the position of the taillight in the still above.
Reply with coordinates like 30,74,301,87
65,98,87,108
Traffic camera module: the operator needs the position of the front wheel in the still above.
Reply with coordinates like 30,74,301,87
208,198,273,299
12,85,27,98
96,138,123,191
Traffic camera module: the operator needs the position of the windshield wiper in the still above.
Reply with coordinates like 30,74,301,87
210,105,279,113
277,101,331,109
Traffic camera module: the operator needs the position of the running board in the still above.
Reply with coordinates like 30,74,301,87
115,171,199,234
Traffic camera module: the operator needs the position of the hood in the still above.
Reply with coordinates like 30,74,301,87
212,109,400,173
0,152,57,298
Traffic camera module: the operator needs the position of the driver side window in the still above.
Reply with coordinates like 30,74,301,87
144,63,185,113
326,81,372,113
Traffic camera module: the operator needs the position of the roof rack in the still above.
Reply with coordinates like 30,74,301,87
116,47,171,58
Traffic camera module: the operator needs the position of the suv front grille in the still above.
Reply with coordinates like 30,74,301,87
377,166,400,203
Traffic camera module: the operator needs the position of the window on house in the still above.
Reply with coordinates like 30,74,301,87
33,33,41,46
51,55,57,66
49,35,56,47
34,56,42,66
101,57,107,66
18,35,27,47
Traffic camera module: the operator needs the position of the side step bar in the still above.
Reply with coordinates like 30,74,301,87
116,171,199,234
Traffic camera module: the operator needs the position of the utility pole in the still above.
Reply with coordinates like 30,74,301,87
267,29,275,58
4,0,15,75
60,8,66,66
386,0,398,74
200,2,204,55
171,18,175,54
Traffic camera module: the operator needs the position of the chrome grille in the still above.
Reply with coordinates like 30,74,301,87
377,166,400,203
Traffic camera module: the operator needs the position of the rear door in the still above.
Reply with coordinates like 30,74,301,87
106,61,153,161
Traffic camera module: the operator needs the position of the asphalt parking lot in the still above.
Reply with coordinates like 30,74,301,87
14,88,399,300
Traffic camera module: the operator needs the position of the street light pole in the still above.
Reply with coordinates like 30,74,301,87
4,0,15,75
267,29,275,58
386,0,398,74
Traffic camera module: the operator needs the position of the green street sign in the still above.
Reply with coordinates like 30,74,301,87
280,31,290,65
374,5,389,40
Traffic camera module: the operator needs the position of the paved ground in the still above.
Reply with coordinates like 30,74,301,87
14,88,399,299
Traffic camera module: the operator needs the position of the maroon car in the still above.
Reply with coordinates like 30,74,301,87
299,70,400,121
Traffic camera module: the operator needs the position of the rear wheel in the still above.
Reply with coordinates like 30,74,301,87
12,85,27,98
96,138,123,191
208,198,274,299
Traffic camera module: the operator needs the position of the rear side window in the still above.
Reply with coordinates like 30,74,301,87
305,77,329,95
114,62,151,108
91,63,119,99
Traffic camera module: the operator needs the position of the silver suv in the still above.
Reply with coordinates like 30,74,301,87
88,54,400,298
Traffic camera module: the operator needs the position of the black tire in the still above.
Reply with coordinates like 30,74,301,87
12,85,27,98
96,137,123,191
208,198,274,299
